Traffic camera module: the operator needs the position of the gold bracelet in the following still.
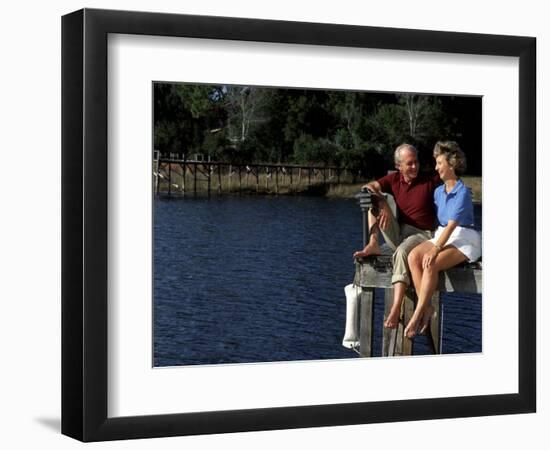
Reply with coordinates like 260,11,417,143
434,243,442,252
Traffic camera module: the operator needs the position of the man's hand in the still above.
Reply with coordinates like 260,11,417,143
362,182,379,193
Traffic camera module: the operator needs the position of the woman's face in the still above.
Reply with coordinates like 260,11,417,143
435,154,455,181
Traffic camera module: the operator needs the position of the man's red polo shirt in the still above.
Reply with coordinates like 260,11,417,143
377,171,441,230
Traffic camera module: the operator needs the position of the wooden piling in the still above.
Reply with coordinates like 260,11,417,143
168,163,172,197
380,289,422,357
207,164,211,198
193,163,197,196
182,157,186,195
359,288,375,357
238,166,242,191
155,161,161,195
382,288,395,357
218,164,222,195
401,291,416,356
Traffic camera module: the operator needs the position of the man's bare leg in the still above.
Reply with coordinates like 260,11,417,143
384,281,406,328
353,210,382,258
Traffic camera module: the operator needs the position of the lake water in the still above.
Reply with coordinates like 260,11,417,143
154,195,482,367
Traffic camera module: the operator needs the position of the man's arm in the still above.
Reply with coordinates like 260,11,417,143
362,180,384,197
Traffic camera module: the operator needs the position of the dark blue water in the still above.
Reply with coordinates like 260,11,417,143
154,196,481,366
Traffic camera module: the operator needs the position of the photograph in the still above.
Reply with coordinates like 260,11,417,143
152,82,482,366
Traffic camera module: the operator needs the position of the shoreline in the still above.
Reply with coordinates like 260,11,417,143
156,176,482,202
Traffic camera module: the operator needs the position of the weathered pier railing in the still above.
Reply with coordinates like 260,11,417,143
153,152,352,196
351,189,482,357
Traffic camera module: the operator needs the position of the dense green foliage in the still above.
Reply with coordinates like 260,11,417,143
154,83,481,177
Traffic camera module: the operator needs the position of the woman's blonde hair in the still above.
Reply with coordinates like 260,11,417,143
433,141,467,175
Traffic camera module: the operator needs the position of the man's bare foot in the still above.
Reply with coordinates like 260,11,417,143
419,304,435,335
384,306,401,328
353,242,382,259
404,315,420,339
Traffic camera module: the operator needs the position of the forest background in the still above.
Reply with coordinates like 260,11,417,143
154,83,482,179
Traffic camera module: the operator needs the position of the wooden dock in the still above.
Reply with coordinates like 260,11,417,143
153,154,352,196
352,249,482,357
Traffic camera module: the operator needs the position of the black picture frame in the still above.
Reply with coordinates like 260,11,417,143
62,8,536,442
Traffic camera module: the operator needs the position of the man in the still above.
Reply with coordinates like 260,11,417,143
343,144,440,348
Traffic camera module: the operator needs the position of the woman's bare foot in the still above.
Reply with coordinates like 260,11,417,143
404,315,421,339
384,305,401,328
353,242,382,259
419,304,435,335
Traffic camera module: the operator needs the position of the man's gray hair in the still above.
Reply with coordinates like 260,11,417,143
394,143,418,164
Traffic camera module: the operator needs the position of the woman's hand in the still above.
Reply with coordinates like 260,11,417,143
422,247,439,269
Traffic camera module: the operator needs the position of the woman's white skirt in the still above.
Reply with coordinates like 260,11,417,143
429,225,481,262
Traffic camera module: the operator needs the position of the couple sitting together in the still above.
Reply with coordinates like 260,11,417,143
344,141,481,345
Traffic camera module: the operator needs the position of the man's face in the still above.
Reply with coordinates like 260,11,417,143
397,149,419,182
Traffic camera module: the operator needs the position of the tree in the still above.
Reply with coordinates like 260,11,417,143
293,134,339,165
154,83,225,157
398,94,446,143
153,82,481,175
223,85,267,144
327,91,364,150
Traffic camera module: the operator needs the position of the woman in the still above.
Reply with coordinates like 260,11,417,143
404,141,481,339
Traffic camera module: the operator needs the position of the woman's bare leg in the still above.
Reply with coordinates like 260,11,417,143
408,241,433,295
406,242,435,335
405,246,467,339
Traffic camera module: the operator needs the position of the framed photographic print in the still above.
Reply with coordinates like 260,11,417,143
62,8,536,442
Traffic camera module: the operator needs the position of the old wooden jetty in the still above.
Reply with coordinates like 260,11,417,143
350,190,482,357
153,152,353,196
